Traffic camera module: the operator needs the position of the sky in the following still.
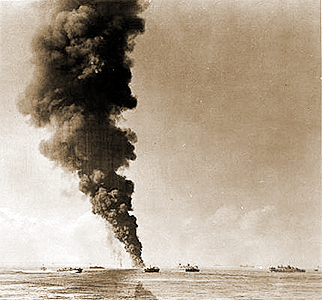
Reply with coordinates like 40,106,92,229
0,0,321,269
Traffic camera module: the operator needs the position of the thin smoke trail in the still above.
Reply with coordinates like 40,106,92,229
17,0,147,267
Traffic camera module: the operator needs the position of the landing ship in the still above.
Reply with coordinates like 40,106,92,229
269,265,305,273
185,264,200,272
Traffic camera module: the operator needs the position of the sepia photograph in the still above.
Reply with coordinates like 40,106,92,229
0,0,321,299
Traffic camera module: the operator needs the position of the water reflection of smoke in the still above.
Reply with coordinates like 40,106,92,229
134,282,158,299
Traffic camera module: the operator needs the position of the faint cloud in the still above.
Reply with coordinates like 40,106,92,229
0,208,130,267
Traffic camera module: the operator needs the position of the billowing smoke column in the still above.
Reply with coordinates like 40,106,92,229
17,0,147,267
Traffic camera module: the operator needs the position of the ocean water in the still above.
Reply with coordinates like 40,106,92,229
0,268,321,299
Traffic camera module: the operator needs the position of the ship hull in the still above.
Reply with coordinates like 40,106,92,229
269,266,305,273
270,269,305,273
185,269,200,272
144,267,160,273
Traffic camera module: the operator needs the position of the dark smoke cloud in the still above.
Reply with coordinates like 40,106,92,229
18,0,147,267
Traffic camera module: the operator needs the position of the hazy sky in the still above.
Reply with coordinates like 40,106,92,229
0,0,321,269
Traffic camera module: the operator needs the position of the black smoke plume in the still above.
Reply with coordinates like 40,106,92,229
17,0,147,267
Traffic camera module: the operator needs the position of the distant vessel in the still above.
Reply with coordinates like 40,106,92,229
144,266,160,273
185,264,200,272
57,267,83,273
269,265,305,273
89,266,105,269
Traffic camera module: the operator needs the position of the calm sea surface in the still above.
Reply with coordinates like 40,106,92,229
0,268,321,299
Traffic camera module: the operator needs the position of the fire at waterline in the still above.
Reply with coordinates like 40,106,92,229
17,0,148,267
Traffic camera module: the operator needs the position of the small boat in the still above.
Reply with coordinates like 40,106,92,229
57,267,83,273
89,266,105,269
269,265,305,273
185,264,200,272
240,264,255,268
144,266,160,273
